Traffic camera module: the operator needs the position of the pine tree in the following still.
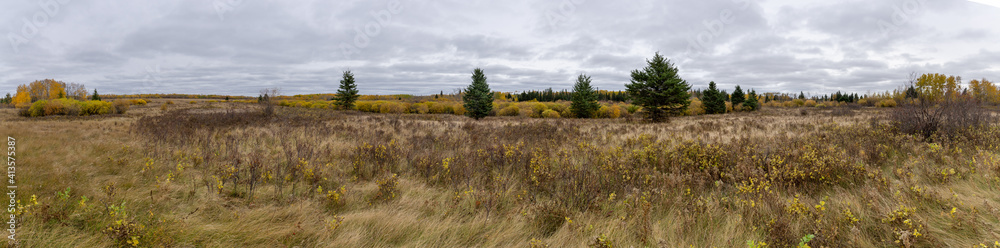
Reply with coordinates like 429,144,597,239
333,70,360,109
91,89,101,101
798,91,806,99
625,53,691,122
744,89,759,111
463,68,493,120
702,81,726,114
570,74,600,118
731,85,745,107
905,86,918,99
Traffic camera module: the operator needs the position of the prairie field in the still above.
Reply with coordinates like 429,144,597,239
3,100,1000,247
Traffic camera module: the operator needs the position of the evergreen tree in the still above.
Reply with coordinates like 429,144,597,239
702,81,726,114
333,70,360,109
798,91,806,99
905,86,918,99
731,85,745,107
744,89,760,111
3,93,11,104
91,89,101,101
625,52,691,122
463,68,493,120
570,74,600,118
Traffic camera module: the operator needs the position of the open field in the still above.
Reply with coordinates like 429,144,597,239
3,101,1000,247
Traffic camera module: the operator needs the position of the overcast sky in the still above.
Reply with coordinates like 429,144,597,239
1,0,998,96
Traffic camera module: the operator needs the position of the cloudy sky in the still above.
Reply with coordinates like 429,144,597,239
1,0,998,96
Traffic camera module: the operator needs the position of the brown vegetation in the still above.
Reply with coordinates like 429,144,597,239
4,101,1000,247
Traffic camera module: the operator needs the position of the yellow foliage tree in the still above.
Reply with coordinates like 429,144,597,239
12,84,31,107
914,73,962,103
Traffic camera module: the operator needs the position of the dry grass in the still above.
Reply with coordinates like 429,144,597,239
4,101,1000,247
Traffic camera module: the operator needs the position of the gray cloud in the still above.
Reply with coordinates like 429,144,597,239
0,0,997,96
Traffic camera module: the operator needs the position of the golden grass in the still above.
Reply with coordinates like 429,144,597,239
3,102,1000,247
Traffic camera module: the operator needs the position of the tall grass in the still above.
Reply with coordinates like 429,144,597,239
7,103,1000,247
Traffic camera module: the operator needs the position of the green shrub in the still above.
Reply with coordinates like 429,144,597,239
29,100,47,117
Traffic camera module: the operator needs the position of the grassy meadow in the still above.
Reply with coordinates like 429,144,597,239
3,99,1000,247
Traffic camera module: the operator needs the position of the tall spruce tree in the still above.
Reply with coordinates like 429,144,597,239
334,70,360,109
570,74,600,118
731,85,745,107
744,89,759,111
625,52,691,122
463,68,493,120
702,81,726,114
91,89,101,101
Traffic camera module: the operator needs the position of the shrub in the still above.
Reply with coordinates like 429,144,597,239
792,99,805,107
29,100,47,117
686,98,706,116
886,97,994,139
499,105,520,116
626,105,641,114
453,105,467,116
370,174,399,204
189,101,197,104
112,100,130,114
541,109,561,118
804,100,817,107
80,100,112,116
43,100,65,115
17,107,30,117
166,100,174,105
65,103,81,116
530,103,549,118
877,99,897,108
414,103,430,114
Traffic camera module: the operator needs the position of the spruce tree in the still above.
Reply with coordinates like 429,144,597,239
702,81,726,114
799,91,806,99
333,70,360,109
625,52,691,122
570,74,600,118
744,89,760,111
463,68,493,120
731,85,745,107
91,89,101,101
